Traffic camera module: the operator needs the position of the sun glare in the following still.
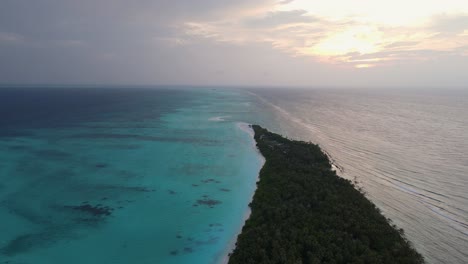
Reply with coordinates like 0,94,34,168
355,64,375,68
272,0,468,67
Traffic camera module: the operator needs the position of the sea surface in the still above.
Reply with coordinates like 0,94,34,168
247,88,468,264
0,86,264,264
1,86,467,264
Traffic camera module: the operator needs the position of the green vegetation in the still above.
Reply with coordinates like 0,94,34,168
229,125,424,264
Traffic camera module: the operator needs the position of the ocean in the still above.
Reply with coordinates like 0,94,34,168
0,86,263,264
1,86,467,264
248,88,468,264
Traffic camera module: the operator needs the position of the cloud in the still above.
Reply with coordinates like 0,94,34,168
184,8,332,56
278,0,295,4
244,10,317,28
156,37,190,46
384,41,421,49
430,14,468,34
0,32,24,44
55,40,87,47
0,0,467,86
183,4,468,68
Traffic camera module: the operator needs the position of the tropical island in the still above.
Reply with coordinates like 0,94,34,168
229,125,424,264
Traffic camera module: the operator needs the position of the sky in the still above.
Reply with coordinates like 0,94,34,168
0,0,467,88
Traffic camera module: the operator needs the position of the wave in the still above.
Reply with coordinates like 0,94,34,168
209,116,230,122
248,89,468,263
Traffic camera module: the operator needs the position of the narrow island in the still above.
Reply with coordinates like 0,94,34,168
229,125,424,264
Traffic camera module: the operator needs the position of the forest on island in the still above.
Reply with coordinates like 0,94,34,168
228,125,424,264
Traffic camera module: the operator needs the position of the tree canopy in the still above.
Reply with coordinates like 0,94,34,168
228,125,424,264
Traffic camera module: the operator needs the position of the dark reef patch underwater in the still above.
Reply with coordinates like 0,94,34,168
0,87,264,264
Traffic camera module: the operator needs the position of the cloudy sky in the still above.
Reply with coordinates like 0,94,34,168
1,0,467,87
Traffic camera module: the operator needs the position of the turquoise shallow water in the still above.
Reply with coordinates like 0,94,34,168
0,87,263,264
4,86,465,264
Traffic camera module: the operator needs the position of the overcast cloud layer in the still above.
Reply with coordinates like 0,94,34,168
0,0,467,88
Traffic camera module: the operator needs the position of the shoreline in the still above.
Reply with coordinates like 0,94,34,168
220,122,265,264
248,91,345,174
321,148,344,174
228,125,424,264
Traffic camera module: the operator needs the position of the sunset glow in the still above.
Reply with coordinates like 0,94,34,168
308,26,383,57
355,64,375,69
1,0,468,86
277,0,468,26
184,0,468,68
